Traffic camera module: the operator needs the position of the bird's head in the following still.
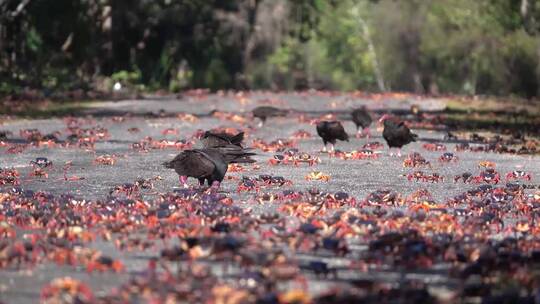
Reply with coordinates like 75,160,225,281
378,114,392,124
411,105,420,115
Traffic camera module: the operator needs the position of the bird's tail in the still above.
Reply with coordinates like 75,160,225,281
216,145,257,164
230,132,245,145
278,109,290,116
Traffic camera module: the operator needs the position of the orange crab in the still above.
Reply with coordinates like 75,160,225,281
177,113,199,122
305,171,330,182
403,152,431,168
94,155,116,165
292,153,320,166
291,129,312,139
161,128,179,136
86,255,124,273
422,143,446,151
30,167,49,178
478,161,496,168
409,201,440,212
41,277,94,303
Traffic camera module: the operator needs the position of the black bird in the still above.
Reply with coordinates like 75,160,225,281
351,106,373,139
316,121,349,152
379,114,418,157
201,131,244,148
252,106,288,127
163,145,256,188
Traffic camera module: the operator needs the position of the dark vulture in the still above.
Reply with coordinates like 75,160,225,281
201,131,244,148
163,145,256,188
316,121,349,152
252,106,288,127
351,107,373,138
379,114,418,157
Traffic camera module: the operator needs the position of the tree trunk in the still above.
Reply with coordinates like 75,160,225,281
358,16,387,92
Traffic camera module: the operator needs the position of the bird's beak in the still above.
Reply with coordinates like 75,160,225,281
378,114,390,123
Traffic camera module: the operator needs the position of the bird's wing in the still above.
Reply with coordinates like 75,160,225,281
170,151,215,177
316,122,327,137
329,121,349,140
202,134,229,148
195,149,229,178
211,146,256,163
229,132,244,145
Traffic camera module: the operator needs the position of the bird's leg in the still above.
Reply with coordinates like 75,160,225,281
329,144,335,153
321,144,327,153
365,127,371,140
179,175,188,188
397,148,402,157
198,178,206,189
355,128,362,139
257,120,264,128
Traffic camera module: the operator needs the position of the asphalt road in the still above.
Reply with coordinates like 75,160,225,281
0,92,538,303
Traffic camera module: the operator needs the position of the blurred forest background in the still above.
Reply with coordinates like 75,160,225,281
1,0,540,98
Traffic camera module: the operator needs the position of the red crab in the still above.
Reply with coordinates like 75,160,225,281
268,153,320,166
506,170,531,181
439,152,458,163
30,167,49,178
403,152,431,168
41,277,95,304
472,169,501,184
454,172,473,183
405,171,444,183
0,168,20,185
86,255,124,273
351,149,380,159
252,138,296,152
94,155,116,165
423,143,446,151
362,141,384,150
305,171,330,182
161,128,179,136
291,130,312,139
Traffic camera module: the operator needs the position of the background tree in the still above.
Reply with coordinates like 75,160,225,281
0,0,538,98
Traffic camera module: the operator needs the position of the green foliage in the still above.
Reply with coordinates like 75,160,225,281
1,0,539,97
